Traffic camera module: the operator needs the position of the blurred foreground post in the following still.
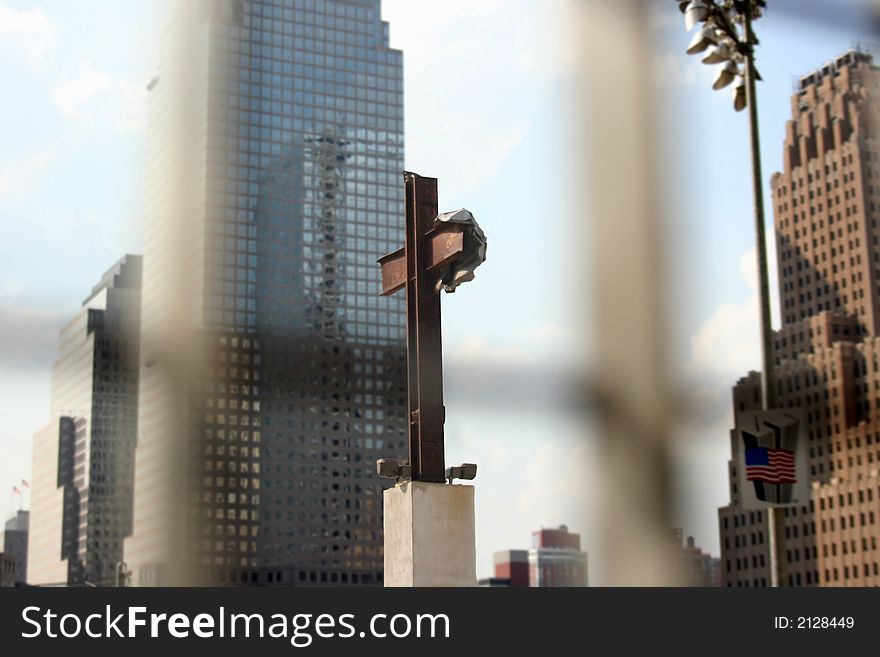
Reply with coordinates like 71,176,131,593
578,0,682,585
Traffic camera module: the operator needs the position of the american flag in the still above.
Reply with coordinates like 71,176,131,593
745,447,796,484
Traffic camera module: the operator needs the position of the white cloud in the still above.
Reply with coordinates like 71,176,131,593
382,1,571,195
0,5,56,66
654,53,702,87
680,241,784,556
650,2,686,30
0,306,66,369
384,0,504,43
448,321,577,369
461,118,533,190
680,248,762,556
447,411,595,578
0,279,24,298
671,411,731,558
0,366,51,522
449,334,537,369
29,208,98,243
690,242,781,380
690,248,761,379
52,68,112,121
52,65,147,134
0,145,56,202
113,79,149,134
514,436,593,526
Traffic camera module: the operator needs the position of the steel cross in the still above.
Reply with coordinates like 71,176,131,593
378,172,466,483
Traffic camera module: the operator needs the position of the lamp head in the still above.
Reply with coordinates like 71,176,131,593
712,60,739,91
732,76,747,112
686,26,718,55
683,1,710,31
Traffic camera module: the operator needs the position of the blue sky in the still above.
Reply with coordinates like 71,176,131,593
0,0,874,579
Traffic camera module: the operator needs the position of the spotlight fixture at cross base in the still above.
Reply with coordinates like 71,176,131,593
377,458,478,486
377,457,412,483
445,463,477,485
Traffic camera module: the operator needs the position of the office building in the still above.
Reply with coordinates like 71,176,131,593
490,525,588,587
719,50,880,586
27,256,142,586
528,525,589,587
126,0,407,586
492,549,529,587
2,510,29,585
0,553,16,587
674,529,720,587
477,577,513,587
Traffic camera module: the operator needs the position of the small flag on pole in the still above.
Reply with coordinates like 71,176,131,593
12,486,20,495
745,447,796,484
21,479,29,489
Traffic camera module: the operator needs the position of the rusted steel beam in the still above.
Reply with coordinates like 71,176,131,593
405,172,446,483
378,228,464,296
377,172,458,483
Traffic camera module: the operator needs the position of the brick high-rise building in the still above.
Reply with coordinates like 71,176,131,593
719,49,880,587
484,526,588,587
675,529,720,587
491,549,529,587
528,525,588,587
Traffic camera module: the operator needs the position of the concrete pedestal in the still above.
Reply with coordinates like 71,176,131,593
383,481,476,587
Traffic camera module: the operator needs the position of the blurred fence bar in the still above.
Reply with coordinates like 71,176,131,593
578,0,683,586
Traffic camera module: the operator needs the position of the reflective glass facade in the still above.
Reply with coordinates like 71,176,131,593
205,0,405,341
128,0,407,586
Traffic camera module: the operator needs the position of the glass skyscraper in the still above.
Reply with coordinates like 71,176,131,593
126,0,407,586
29,256,142,586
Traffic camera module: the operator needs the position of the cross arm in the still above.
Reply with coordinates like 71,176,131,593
377,225,465,296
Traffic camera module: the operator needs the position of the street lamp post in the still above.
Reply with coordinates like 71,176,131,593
675,0,785,586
